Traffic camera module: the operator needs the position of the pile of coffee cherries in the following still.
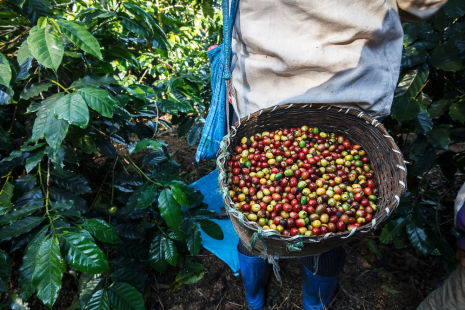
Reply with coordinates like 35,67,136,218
226,126,379,236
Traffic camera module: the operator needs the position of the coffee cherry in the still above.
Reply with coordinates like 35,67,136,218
228,126,378,235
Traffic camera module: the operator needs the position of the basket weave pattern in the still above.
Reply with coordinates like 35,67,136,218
217,103,407,258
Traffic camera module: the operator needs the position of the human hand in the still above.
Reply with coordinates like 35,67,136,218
456,246,465,268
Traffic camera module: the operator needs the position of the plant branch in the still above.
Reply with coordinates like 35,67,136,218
110,158,118,206
89,158,118,211
0,171,13,194
47,79,70,93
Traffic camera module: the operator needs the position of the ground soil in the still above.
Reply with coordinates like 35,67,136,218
1,128,463,310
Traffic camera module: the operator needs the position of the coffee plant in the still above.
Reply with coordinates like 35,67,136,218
0,0,223,309
381,3,465,277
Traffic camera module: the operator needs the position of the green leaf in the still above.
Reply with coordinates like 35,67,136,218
197,219,223,240
187,123,202,146
95,138,116,158
31,93,69,150
17,56,33,81
202,0,214,17
120,17,151,40
0,127,12,151
9,0,25,8
28,24,64,72
170,185,189,206
37,16,47,29
392,97,421,123
175,262,205,284
19,233,48,300
429,95,455,119
82,219,121,244
401,47,428,67
427,128,450,150
0,251,10,292
76,87,117,118
411,149,436,176
149,233,169,273
122,2,168,51
59,232,110,274
66,129,96,154
403,23,423,47
70,75,116,89
32,237,64,308
78,275,102,310
431,43,462,71
110,269,147,294
0,53,12,87
132,139,162,154
0,205,41,225
64,51,80,58
163,238,178,266
0,216,44,239
108,282,145,310
444,0,465,19
142,151,166,167
84,289,109,310
158,189,183,231
125,182,158,216
413,107,433,135
25,147,46,173
53,92,90,129
449,99,465,123
51,172,91,195
158,99,194,115
406,221,428,255
0,182,14,215
56,20,102,59
177,116,195,138
395,64,429,98
17,40,32,65
380,217,408,244
20,82,53,100
435,238,456,262
169,180,200,205
168,230,186,241
186,225,201,256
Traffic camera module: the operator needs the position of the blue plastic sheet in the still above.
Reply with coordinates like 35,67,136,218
189,169,240,276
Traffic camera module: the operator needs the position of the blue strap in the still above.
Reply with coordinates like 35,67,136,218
222,0,239,80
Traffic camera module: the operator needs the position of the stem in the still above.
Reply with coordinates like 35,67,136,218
47,79,70,93
416,167,434,198
155,220,168,238
0,171,12,194
157,59,179,77
110,158,118,206
45,158,51,209
38,162,55,233
89,159,118,211
138,68,149,83
444,75,465,95
414,79,430,99
122,154,159,186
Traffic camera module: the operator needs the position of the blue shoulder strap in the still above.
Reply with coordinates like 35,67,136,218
222,0,239,80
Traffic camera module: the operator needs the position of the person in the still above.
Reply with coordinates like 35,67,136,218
416,183,465,310
225,1,448,309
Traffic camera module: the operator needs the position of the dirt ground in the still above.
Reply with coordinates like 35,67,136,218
1,128,462,310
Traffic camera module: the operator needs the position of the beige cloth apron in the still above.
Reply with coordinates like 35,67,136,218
230,0,447,119
417,265,465,310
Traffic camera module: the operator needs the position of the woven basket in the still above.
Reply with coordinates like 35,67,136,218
217,103,407,258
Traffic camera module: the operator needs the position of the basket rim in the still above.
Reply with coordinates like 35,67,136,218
217,102,408,244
